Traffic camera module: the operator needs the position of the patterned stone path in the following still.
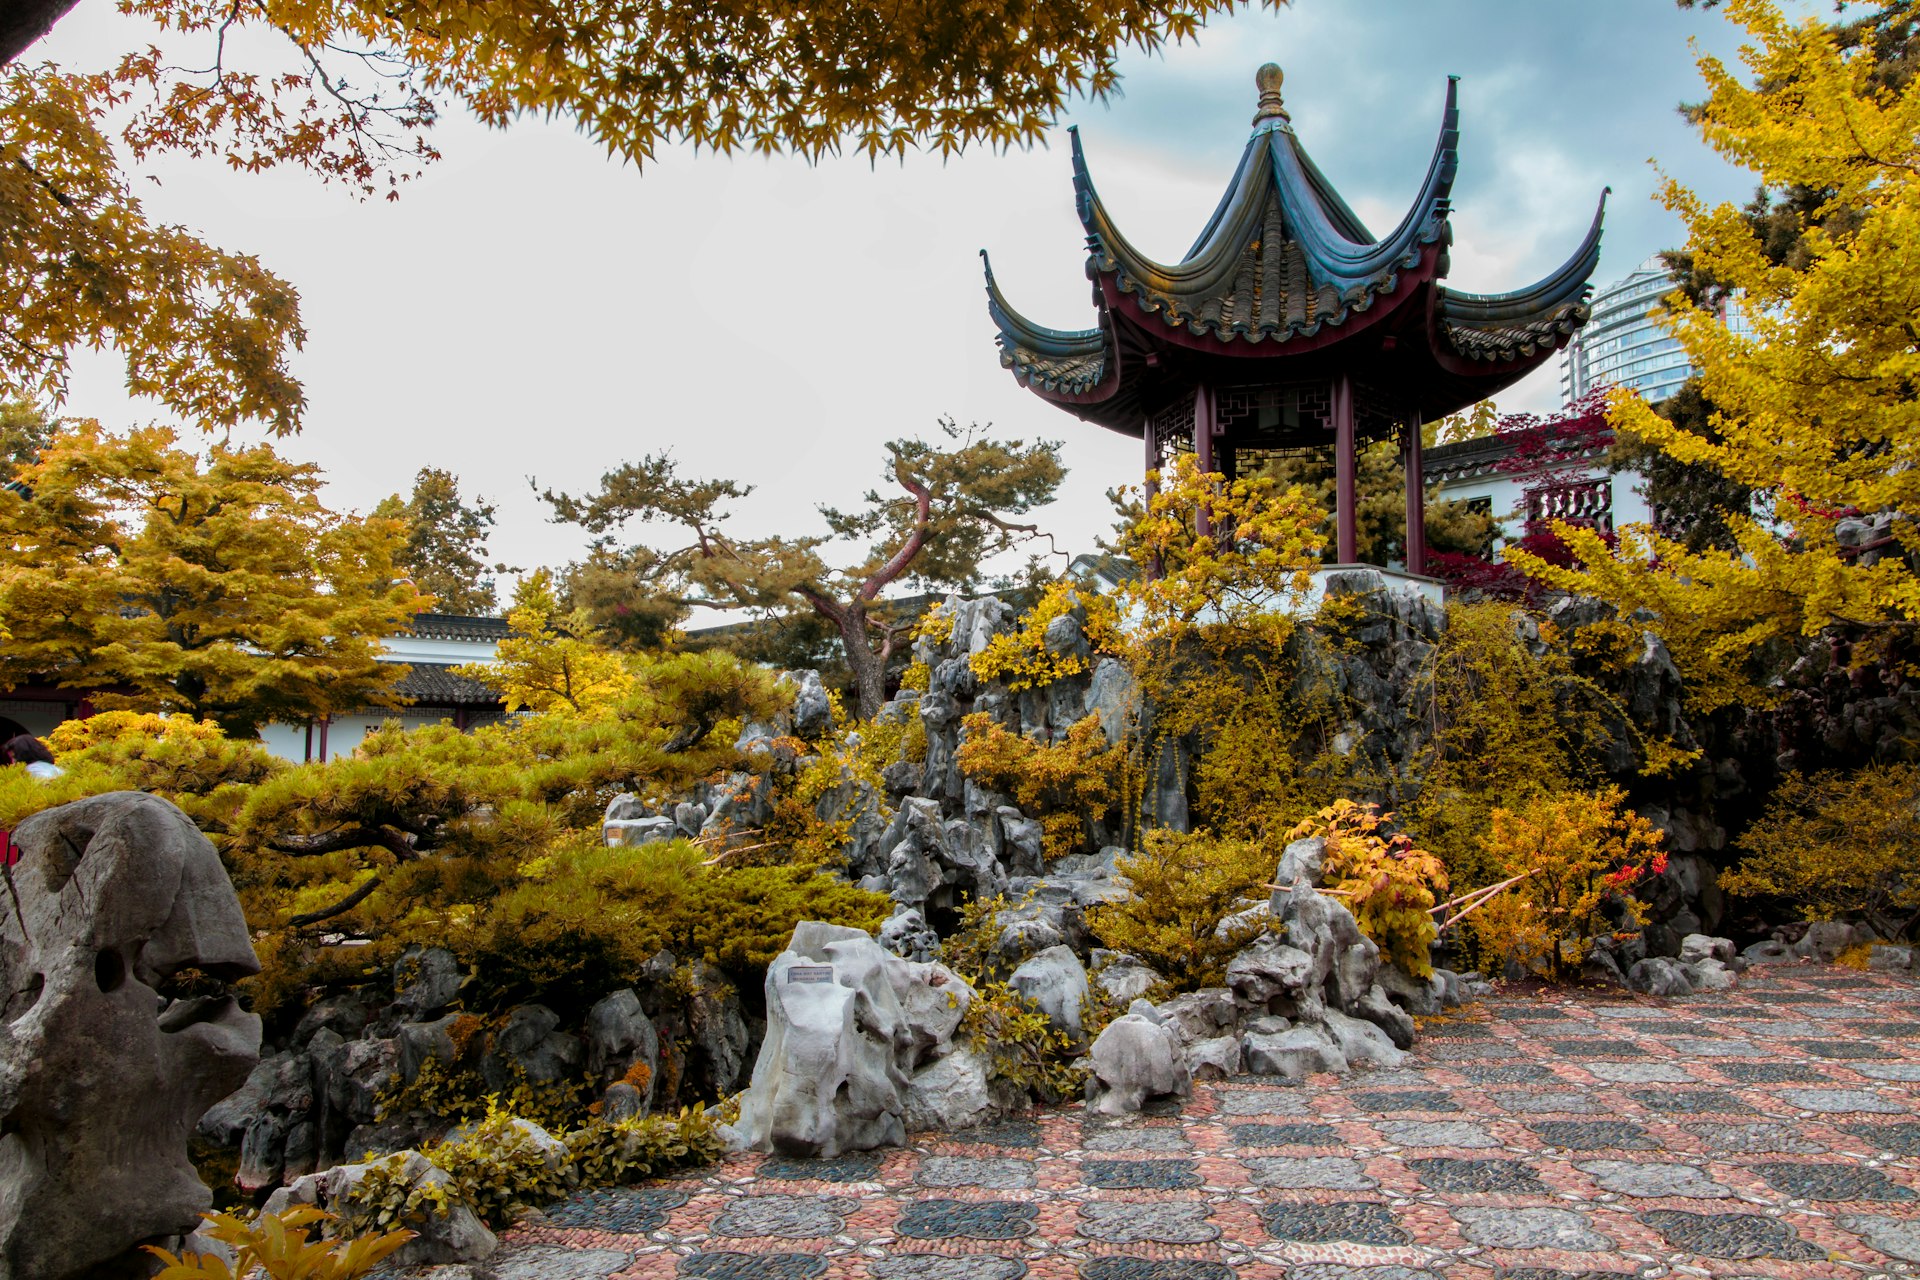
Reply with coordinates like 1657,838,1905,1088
490,963,1920,1279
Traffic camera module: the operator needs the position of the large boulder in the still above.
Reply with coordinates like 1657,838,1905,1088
735,922,973,1157
1791,920,1867,962
1090,951,1164,1005
393,946,464,1018
877,908,941,962
1627,956,1697,997
787,669,836,738
1085,1012,1191,1117
0,793,263,1280
1007,945,1091,1047
1243,1021,1345,1079
482,1004,583,1089
684,961,753,1098
1155,988,1238,1048
905,1043,998,1133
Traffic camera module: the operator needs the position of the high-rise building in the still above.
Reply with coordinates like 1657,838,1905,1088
1559,257,1694,406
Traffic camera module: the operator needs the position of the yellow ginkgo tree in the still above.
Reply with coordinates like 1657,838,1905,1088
1511,0,1920,704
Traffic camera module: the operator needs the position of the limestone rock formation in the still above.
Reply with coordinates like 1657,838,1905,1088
1085,1008,1191,1116
0,792,263,1280
735,922,975,1158
266,1149,497,1266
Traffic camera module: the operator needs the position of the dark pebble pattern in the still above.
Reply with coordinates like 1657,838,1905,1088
895,1200,1039,1240
1408,1156,1546,1194
1260,1201,1409,1245
1081,1159,1203,1190
542,1186,690,1231
1637,1209,1825,1260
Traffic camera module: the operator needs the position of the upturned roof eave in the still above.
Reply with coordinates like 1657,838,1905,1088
1438,188,1609,326
980,250,1106,359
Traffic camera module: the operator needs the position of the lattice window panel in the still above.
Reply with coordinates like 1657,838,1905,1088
1147,397,1196,468
1213,383,1333,448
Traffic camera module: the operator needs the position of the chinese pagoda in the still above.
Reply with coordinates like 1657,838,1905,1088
983,64,1606,573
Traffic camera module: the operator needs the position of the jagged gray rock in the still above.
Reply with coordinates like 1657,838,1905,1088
788,669,836,738
1008,945,1091,1047
1090,950,1164,1004
1679,934,1736,966
1628,956,1697,997
1243,1022,1344,1078
586,990,659,1106
878,908,941,962
266,1150,496,1266
1274,836,1325,888
735,922,974,1157
0,792,263,1280
1155,988,1238,1048
685,961,752,1097
1085,1013,1191,1116
1791,921,1865,962
905,1043,998,1133
393,946,463,1017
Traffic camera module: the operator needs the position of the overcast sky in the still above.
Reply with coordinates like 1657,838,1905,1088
36,0,1803,597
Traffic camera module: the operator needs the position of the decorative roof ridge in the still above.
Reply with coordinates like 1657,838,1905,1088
980,249,1111,396
407,612,512,641
1258,74,1459,288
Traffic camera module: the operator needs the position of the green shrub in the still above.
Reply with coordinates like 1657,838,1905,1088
1087,829,1273,991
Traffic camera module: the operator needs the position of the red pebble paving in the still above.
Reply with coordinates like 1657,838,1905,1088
428,962,1920,1279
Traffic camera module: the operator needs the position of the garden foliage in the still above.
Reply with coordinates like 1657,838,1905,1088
1722,764,1920,938
1512,0,1920,704
1287,800,1447,978
1467,787,1667,982
146,1207,411,1280
1086,829,1274,990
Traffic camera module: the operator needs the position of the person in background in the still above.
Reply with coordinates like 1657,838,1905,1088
3,734,62,780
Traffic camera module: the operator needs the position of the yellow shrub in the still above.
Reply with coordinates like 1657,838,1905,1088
1721,764,1920,939
1287,799,1448,978
1467,787,1666,982
955,713,1129,860
1087,829,1273,991
969,581,1123,691
147,1208,411,1280
48,710,226,754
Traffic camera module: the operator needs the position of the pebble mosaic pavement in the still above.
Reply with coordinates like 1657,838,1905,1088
477,964,1920,1280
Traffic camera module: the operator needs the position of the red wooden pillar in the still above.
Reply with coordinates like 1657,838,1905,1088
1404,414,1427,575
1193,383,1216,538
1144,418,1163,580
1333,375,1358,563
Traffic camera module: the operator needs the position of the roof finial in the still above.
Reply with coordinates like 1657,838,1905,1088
1253,62,1290,125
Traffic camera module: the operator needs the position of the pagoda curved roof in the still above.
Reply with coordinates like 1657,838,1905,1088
984,66,1607,433
1072,78,1458,344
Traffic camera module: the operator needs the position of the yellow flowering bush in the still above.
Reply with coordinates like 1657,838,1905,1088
1287,799,1448,978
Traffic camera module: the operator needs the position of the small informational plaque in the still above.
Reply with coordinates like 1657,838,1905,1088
786,965,836,984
